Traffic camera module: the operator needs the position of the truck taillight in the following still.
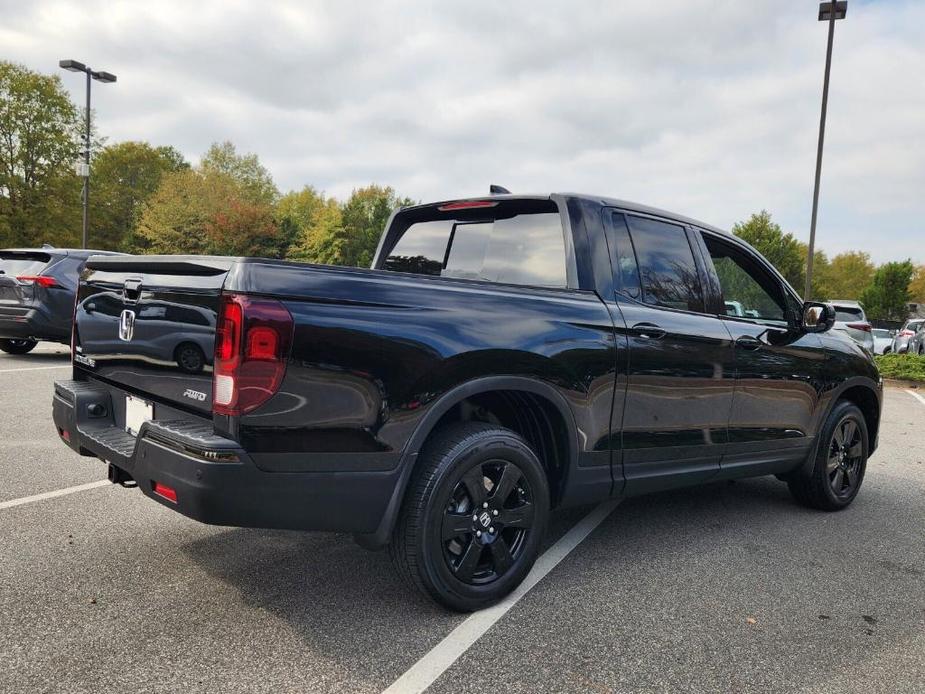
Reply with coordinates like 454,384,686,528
846,322,871,333
213,294,293,416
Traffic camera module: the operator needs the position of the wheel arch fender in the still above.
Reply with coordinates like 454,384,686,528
796,375,882,478
354,375,580,549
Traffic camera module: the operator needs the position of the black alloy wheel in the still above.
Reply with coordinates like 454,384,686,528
788,401,868,511
441,459,536,585
0,338,38,355
826,416,863,500
391,421,549,611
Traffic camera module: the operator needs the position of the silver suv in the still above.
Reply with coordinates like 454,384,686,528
891,318,925,354
828,300,874,353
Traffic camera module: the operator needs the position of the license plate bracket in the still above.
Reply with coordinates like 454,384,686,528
125,395,153,437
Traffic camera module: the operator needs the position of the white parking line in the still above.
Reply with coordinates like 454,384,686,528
382,499,620,694
0,364,71,374
0,480,109,511
905,389,925,408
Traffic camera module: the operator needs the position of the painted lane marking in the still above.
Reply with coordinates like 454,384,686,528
382,499,620,694
0,364,70,374
0,480,109,511
905,389,925,408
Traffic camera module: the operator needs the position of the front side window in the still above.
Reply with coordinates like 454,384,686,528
703,235,786,323
384,212,566,288
626,216,704,312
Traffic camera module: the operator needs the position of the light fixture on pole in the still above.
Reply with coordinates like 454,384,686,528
59,59,117,250
804,1,846,300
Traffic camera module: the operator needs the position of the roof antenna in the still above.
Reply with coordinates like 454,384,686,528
489,184,511,195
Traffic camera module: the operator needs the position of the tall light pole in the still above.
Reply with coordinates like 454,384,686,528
59,59,117,250
804,1,847,300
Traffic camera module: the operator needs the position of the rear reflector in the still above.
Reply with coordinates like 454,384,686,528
17,275,57,287
846,322,872,332
153,482,177,504
437,201,499,211
59,428,70,442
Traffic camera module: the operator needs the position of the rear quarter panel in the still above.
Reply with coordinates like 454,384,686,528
229,263,617,475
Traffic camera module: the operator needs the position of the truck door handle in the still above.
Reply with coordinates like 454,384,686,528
631,322,666,340
735,335,763,350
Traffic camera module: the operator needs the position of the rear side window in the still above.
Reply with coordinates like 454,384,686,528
0,252,52,277
834,307,864,322
384,211,567,288
625,216,704,312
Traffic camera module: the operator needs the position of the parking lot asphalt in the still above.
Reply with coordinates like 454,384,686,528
1,344,923,693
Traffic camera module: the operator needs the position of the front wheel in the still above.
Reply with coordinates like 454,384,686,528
0,338,37,355
788,401,868,511
390,422,549,612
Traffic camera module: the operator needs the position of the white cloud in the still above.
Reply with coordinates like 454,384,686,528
2,0,922,263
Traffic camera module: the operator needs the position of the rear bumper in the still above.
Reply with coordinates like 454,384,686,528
0,305,69,342
52,378,400,534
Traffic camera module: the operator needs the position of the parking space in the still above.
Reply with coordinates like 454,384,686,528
1,348,923,693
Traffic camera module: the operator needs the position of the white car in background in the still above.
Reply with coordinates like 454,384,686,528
828,300,875,353
871,328,893,355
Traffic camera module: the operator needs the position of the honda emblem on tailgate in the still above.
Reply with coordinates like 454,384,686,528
118,309,136,342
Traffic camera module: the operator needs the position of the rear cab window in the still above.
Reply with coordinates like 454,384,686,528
613,215,705,313
379,199,569,288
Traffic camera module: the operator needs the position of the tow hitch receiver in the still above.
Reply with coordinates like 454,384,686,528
107,463,137,488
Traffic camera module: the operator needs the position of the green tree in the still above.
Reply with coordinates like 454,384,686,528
277,186,342,262
859,260,915,321
731,210,804,291
136,145,286,257
91,141,188,250
199,141,278,205
908,265,925,304
334,185,415,267
823,251,876,300
0,61,82,247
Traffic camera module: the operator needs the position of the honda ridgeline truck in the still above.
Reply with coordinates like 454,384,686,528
53,193,881,611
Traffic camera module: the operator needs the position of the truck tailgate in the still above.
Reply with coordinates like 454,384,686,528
74,256,235,415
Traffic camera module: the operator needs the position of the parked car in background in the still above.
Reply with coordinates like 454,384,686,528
871,328,893,355
828,300,875,353
891,318,925,354
53,193,882,611
0,247,123,354
907,322,925,356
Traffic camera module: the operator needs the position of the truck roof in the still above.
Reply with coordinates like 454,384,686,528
400,193,732,238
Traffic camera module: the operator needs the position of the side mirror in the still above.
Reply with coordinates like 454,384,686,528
802,301,835,333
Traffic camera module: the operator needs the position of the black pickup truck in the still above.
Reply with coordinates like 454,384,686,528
53,193,881,611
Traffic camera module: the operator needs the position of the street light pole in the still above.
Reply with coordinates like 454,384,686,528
805,1,847,301
83,68,91,250
59,59,117,250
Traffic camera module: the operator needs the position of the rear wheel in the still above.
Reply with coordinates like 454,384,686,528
390,422,549,612
0,338,37,355
788,401,868,511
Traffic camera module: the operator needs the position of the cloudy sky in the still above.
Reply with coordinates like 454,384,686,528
2,0,922,263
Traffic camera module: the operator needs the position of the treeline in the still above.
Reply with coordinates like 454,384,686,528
732,211,924,321
1,60,923,320
0,60,414,266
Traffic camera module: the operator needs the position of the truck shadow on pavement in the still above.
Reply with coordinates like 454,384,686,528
180,473,924,690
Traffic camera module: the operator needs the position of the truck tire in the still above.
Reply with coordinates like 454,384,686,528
788,401,868,511
0,338,37,355
390,422,549,612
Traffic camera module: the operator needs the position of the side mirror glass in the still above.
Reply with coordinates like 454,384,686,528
802,301,835,333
